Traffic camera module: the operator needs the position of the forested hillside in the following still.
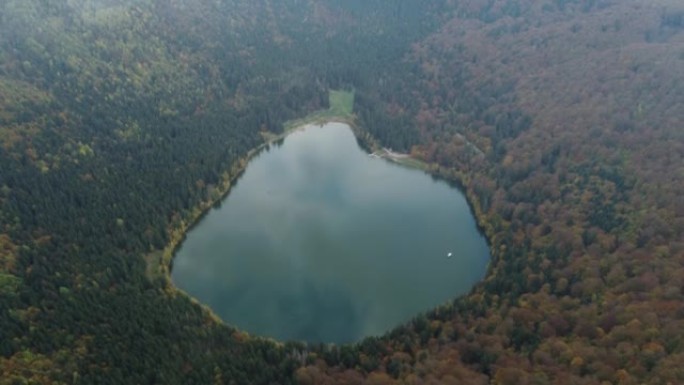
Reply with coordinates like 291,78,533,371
1,0,683,384
298,1,684,384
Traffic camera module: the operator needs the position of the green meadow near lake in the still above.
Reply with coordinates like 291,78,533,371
171,123,490,343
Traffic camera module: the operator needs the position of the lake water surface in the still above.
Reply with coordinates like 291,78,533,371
171,123,489,343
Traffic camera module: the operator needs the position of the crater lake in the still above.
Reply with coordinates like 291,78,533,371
171,122,490,344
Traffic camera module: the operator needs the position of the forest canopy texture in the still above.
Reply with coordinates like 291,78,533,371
1,0,683,384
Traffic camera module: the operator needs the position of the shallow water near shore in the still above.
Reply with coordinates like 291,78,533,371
171,122,490,344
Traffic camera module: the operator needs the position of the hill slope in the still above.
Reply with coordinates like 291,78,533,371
300,1,684,384
0,0,683,384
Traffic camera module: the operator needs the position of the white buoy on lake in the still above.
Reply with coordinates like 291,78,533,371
447,252,453,258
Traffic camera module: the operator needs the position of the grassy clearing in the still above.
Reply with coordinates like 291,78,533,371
283,89,355,131
328,89,354,116
391,156,429,171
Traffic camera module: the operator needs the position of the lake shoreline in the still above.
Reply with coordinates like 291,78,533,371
148,116,495,345
169,121,490,343
141,117,405,335
146,116,354,281
143,118,360,335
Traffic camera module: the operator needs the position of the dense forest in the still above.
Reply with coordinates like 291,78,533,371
0,0,683,384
